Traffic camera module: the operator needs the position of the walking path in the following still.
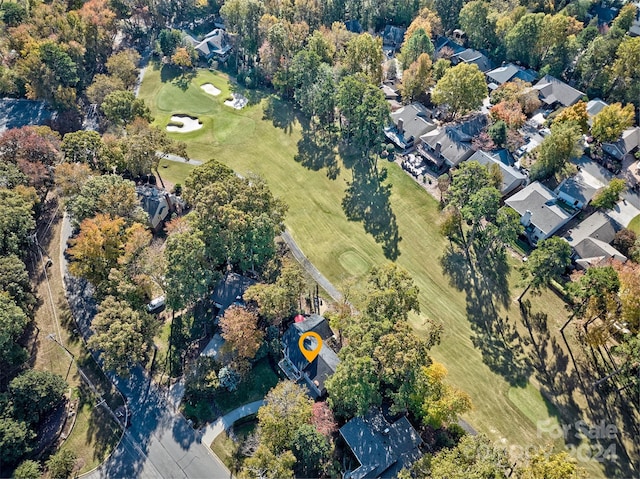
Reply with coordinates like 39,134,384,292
281,230,343,302
160,152,203,166
200,400,264,447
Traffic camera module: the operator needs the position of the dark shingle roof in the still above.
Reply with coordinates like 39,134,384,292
533,75,584,107
505,182,574,236
468,150,527,196
486,63,537,86
556,176,598,206
385,103,436,149
452,48,493,72
211,273,256,311
0,98,54,132
340,410,423,479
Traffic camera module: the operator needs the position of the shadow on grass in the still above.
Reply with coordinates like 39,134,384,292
294,127,341,180
341,164,401,260
262,95,306,134
79,384,122,463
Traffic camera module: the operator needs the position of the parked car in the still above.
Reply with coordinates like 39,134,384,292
147,296,165,313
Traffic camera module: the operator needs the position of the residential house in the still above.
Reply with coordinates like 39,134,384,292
602,127,640,162
485,63,537,91
279,315,340,399
555,174,599,209
533,75,584,108
505,182,578,245
468,150,528,197
588,3,619,28
340,409,423,479
345,19,363,34
417,114,487,169
211,272,256,317
434,36,466,57
450,48,493,73
185,29,232,61
0,98,54,133
384,103,437,151
564,211,626,269
136,184,185,232
382,25,406,49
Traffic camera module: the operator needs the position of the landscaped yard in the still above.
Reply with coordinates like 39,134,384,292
627,213,640,235
210,415,257,472
213,359,279,415
140,64,615,477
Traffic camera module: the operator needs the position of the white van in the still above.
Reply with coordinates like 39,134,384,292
147,296,165,313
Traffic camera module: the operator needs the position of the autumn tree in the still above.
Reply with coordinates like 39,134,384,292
518,237,572,302
240,445,295,479
310,401,337,438
55,162,93,198
553,101,589,134
490,101,526,129
105,49,141,88
516,448,583,479
171,47,194,69
591,178,627,210
67,214,129,289
344,33,384,84
88,296,159,376
86,74,126,105
432,63,487,119
611,35,640,104
220,306,264,360
591,102,635,143
400,53,433,103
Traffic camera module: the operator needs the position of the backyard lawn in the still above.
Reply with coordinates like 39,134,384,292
140,65,612,476
213,359,279,415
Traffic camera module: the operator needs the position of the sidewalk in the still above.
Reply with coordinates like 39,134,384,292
200,400,264,447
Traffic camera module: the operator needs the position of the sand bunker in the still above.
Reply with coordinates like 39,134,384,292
201,83,221,96
166,115,203,133
224,93,248,110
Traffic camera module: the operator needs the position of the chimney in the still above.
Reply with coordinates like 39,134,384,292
397,118,404,134
522,210,532,227
435,141,442,154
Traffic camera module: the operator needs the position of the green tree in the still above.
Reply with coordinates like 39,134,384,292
0,419,34,469
291,425,331,478
488,120,507,147
101,90,152,127
591,102,635,143
530,121,582,181
591,178,627,210
0,187,36,257
365,263,420,324
326,354,382,418
432,63,487,119
432,58,451,81
86,74,126,105
434,0,464,31
164,228,219,310
344,33,384,84
240,445,295,479
553,101,589,134
0,254,35,313
67,174,145,227
399,53,433,103
518,237,572,302
61,130,103,167
45,449,77,479
0,293,30,367
611,331,640,396
183,159,234,205
158,29,184,57
220,0,264,59
612,4,637,33
398,28,434,70
13,459,41,479
459,1,497,51
105,49,141,88
9,369,67,424
611,36,640,104
88,296,159,377
505,13,545,68
257,381,313,452
0,2,27,26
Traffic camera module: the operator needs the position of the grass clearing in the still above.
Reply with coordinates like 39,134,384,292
209,416,257,472
214,359,279,415
627,213,640,235
140,65,625,477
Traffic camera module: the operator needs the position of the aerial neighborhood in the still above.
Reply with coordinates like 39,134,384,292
1,0,639,478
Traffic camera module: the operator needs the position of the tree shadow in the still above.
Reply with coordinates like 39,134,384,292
229,83,269,107
171,70,198,91
294,128,340,180
341,165,401,260
262,95,303,134
160,64,182,83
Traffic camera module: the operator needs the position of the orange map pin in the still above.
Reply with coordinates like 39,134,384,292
298,331,323,362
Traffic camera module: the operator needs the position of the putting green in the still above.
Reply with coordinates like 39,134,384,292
338,249,371,277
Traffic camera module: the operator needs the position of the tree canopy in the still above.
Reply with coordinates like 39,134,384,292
432,63,487,119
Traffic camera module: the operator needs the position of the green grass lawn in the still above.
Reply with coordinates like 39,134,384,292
210,416,257,472
140,65,611,476
627,214,640,235
214,359,279,415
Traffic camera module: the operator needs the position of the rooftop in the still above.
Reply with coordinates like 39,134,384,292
385,103,436,150
0,98,54,133
211,272,256,312
468,150,527,196
533,75,584,107
340,409,423,479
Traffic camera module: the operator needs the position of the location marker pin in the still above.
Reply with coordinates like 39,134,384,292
298,331,323,363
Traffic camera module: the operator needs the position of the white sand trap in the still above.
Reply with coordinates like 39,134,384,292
224,93,248,110
201,83,221,96
166,115,202,133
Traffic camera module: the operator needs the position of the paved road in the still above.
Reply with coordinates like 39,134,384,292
61,215,231,479
281,229,343,302
160,152,203,166
200,400,264,447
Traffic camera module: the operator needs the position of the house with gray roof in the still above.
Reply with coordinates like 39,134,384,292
417,114,487,169
451,48,493,72
185,28,232,61
586,99,608,124
136,185,185,232
382,25,406,49
505,182,578,245
602,127,640,161
555,175,599,209
384,103,437,151
211,272,256,315
485,63,537,91
0,98,55,133
279,315,339,399
533,75,584,108
340,409,423,479
564,212,626,269
434,36,466,56
468,150,527,197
